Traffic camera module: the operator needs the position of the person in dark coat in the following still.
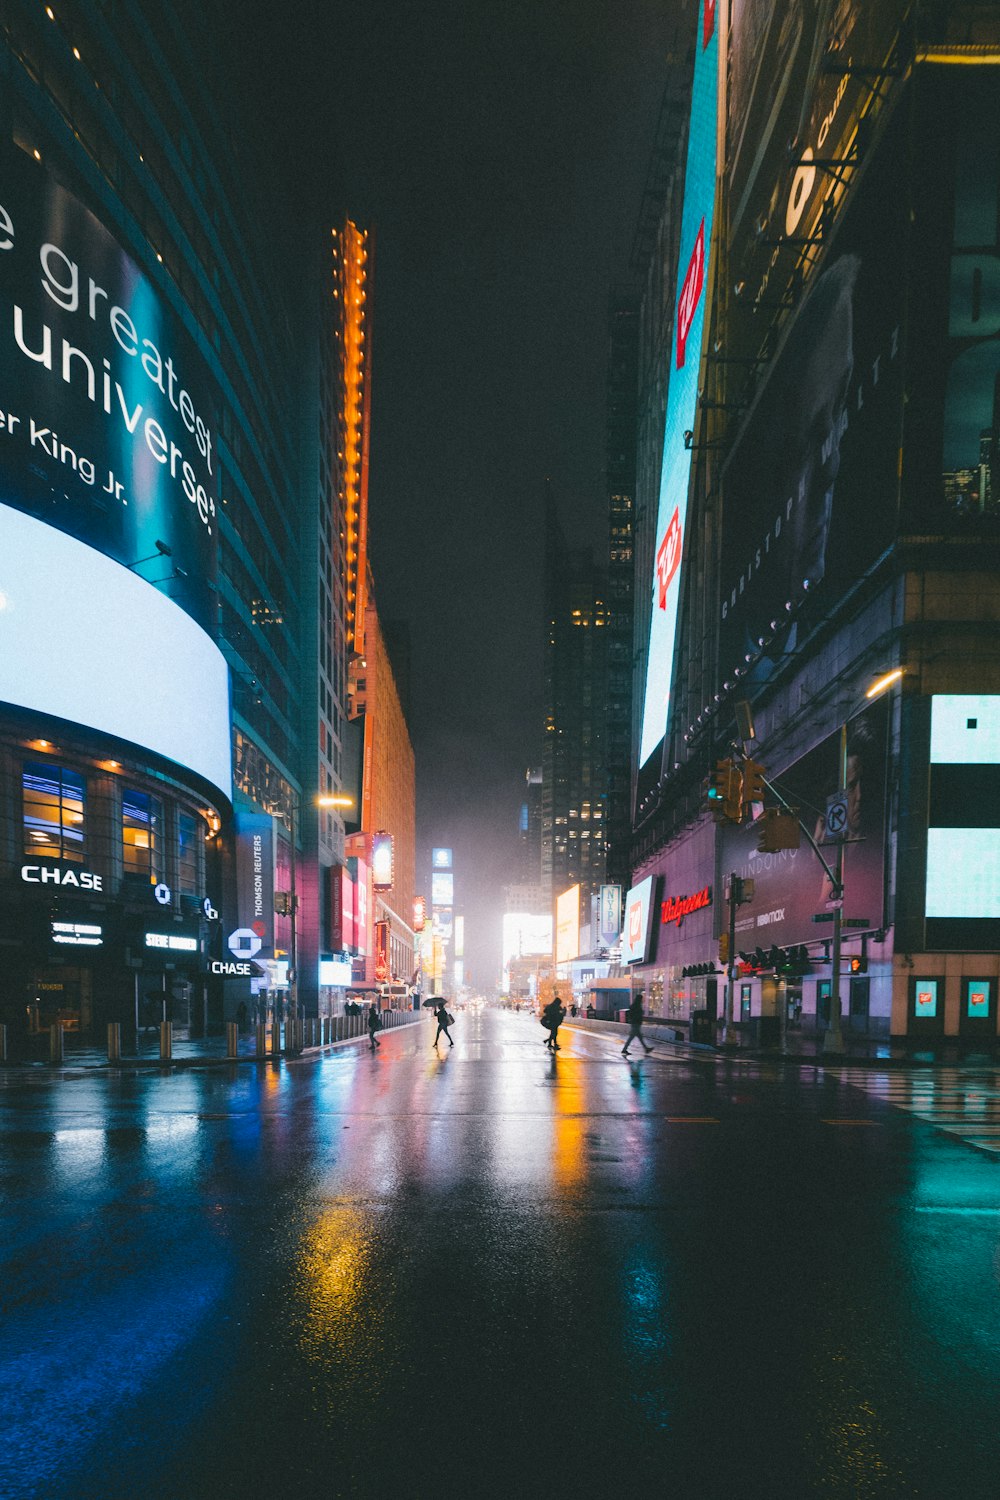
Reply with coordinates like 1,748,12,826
367,1002,381,1051
433,1001,454,1048
542,995,566,1051
622,995,653,1056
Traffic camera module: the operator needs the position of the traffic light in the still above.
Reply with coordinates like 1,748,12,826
756,807,801,853
706,758,743,823
718,933,730,966
743,758,766,805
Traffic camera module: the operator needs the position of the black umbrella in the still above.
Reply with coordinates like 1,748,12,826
423,996,445,1008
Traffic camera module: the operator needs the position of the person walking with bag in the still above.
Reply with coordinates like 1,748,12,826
541,994,566,1051
367,1001,382,1051
621,994,653,1057
433,1000,454,1048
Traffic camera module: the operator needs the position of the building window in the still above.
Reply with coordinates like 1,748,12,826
23,762,86,862
177,812,198,894
122,789,163,883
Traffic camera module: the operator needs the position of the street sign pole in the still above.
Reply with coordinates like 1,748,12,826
823,724,848,1055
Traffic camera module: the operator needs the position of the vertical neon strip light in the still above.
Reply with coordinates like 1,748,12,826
638,0,719,766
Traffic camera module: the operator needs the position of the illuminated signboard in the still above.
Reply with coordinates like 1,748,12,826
926,697,1000,944
319,956,352,986
374,920,389,982
432,847,452,869
598,884,622,947
914,980,938,1019
555,885,580,965
234,813,275,959
1,505,231,799
967,981,991,1020
51,920,102,946
660,886,712,927
0,146,219,631
621,876,655,965
22,861,103,890
431,871,453,907
638,0,718,767
372,832,394,891
145,931,198,952
413,896,426,933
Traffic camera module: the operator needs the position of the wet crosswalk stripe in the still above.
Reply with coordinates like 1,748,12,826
827,1065,1000,1155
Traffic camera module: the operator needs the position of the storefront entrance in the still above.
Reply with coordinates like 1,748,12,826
26,968,91,1034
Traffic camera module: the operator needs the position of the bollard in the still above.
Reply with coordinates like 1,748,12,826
255,1022,267,1059
49,1019,64,1064
271,1020,282,1058
0,1022,7,1063
159,1020,172,1062
226,1020,238,1059
107,1022,121,1063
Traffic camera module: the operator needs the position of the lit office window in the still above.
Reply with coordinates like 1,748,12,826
23,763,86,863
123,789,163,882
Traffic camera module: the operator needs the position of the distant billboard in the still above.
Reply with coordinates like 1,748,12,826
555,885,581,965
372,831,394,890
621,877,655,965
501,913,552,973
598,884,622,947
413,895,426,933
454,914,464,961
0,145,220,631
431,871,453,907
432,847,452,869
638,0,719,768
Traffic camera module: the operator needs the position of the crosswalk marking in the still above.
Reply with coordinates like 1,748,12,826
827,1065,1000,1155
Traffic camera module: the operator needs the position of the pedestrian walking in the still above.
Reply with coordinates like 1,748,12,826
433,1001,454,1047
236,1000,248,1035
621,995,653,1057
367,1001,382,1051
541,994,566,1051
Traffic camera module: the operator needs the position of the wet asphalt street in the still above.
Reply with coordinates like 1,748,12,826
3,1007,1000,1500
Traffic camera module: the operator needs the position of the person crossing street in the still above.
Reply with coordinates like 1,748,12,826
622,995,653,1057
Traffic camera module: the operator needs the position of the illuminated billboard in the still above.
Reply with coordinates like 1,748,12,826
431,871,453,907
432,847,452,869
555,885,580,965
501,913,552,973
232,814,275,962
621,877,655,965
0,146,220,631
925,695,1000,948
0,504,231,798
413,895,426,932
371,831,394,890
638,0,719,767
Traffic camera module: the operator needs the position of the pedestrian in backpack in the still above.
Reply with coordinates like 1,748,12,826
367,1002,381,1051
541,995,566,1051
621,995,653,1057
433,1001,454,1048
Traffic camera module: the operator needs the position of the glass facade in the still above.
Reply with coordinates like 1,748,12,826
177,812,198,895
22,762,86,863
122,789,163,883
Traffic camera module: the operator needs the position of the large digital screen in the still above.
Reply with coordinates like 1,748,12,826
926,695,1000,944
0,504,231,797
371,831,394,890
431,872,453,907
0,147,220,631
621,876,655,965
638,0,719,767
555,885,580,965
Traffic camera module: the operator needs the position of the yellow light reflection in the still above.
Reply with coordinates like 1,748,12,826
292,1208,386,1395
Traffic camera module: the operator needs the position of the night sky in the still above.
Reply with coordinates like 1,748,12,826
224,0,673,983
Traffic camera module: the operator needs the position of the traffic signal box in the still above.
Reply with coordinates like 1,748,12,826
756,807,801,853
742,759,766,805
706,758,743,823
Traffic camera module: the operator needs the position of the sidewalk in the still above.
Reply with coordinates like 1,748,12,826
1,1012,427,1072
566,1016,1000,1070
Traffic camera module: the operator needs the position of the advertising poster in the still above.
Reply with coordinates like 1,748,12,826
721,695,888,952
555,885,580,965
372,832,394,890
719,110,905,694
0,147,220,631
726,0,905,371
598,884,622,947
621,876,656,965
925,694,1000,950
431,871,453,907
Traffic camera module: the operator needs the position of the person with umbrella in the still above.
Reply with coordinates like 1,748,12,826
431,998,454,1048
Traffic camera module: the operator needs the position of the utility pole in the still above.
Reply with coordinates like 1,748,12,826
823,723,848,1054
